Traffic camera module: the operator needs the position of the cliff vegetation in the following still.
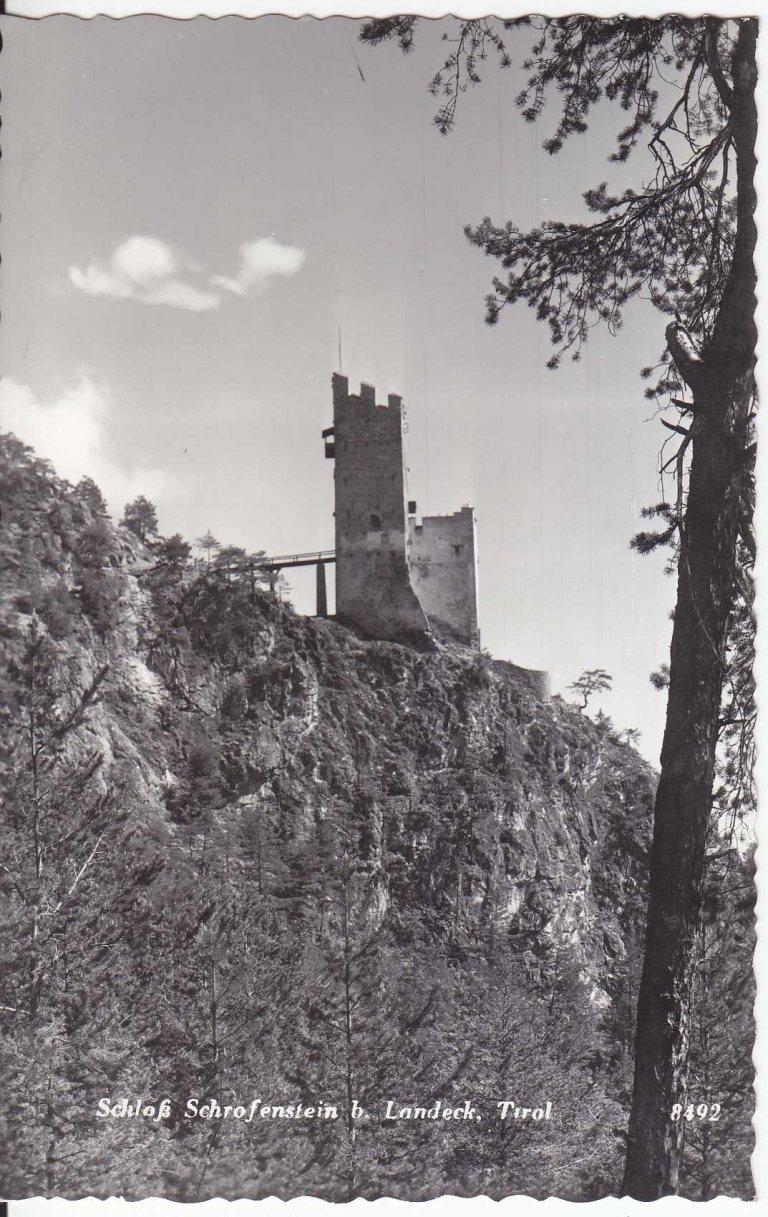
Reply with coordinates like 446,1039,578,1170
0,432,753,1201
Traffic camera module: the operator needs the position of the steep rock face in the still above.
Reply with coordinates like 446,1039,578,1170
0,432,660,1202
3,434,756,1207
0,431,654,1000
202,608,652,992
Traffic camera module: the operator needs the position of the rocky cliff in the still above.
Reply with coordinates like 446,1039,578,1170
0,431,656,1201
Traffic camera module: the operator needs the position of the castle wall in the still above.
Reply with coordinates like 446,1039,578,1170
492,660,551,701
408,508,480,646
333,374,429,641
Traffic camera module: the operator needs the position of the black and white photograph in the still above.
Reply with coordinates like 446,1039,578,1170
0,5,759,1207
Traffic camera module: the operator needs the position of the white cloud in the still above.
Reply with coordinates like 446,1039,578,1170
69,236,220,312
212,238,306,297
69,234,306,311
70,263,135,299
142,280,223,313
0,375,174,514
112,235,178,285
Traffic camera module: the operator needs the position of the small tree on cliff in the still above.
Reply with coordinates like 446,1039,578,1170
121,495,158,543
74,476,109,517
568,668,612,711
195,531,221,568
156,533,192,572
359,16,757,1199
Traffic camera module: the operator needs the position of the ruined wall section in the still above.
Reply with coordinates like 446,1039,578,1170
408,508,480,646
491,660,551,701
333,374,430,641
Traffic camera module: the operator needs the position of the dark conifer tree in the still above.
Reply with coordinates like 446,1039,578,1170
121,495,159,544
75,476,109,517
358,17,757,1195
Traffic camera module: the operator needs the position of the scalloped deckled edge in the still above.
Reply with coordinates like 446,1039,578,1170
4,1194,766,1213
1,5,764,1211
2,2,767,20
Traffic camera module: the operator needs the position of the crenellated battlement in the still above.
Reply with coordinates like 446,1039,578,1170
332,373,403,414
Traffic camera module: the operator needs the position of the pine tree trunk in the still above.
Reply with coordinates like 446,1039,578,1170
622,19,757,1199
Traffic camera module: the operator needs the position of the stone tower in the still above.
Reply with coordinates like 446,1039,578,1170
325,373,480,645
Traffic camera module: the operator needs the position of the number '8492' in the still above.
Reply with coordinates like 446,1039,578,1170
671,1103,721,1122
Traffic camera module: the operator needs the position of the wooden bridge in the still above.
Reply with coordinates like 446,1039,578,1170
218,549,336,617
253,549,336,573
257,550,335,617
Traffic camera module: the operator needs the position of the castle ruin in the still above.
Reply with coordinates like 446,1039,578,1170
324,373,480,646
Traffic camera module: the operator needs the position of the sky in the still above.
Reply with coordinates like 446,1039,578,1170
0,13,690,762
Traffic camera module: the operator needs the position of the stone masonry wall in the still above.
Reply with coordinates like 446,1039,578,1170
408,507,480,646
333,374,429,641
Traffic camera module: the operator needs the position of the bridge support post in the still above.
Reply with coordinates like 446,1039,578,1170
316,562,328,618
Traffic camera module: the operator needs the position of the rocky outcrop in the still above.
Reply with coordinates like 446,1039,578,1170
1,430,654,997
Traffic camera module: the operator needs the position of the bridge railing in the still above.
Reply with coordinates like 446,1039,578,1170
185,550,335,615
251,549,336,569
